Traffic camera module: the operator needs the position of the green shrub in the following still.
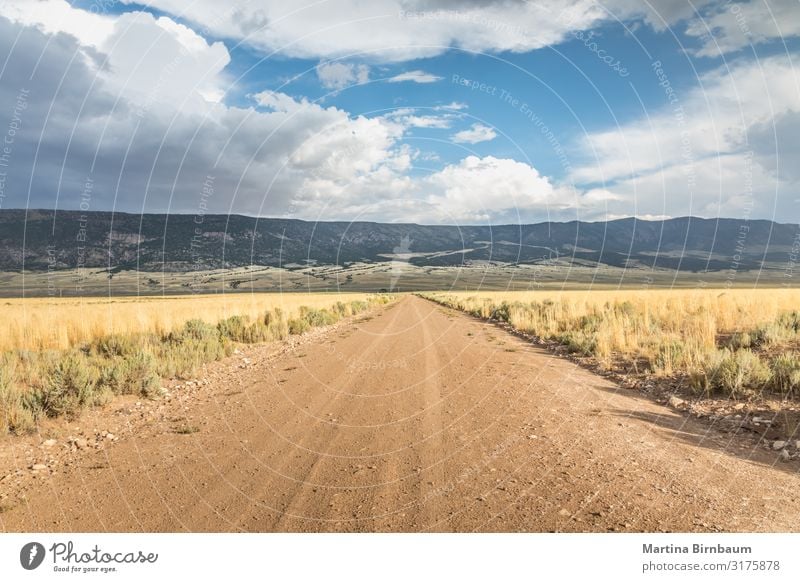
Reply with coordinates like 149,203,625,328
706,349,771,398
727,332,753,350
217,315,249,342
33,353,98,418
288,317,311,335
299,307,338,327
651,341,687,374
100,350,162,397
264,309,288,340
93,334,139,357
0,358,36,434
176,319,220,342
558,331,597,356
770,352,800,397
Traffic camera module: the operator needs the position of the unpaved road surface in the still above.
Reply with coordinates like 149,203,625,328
2,296,799,532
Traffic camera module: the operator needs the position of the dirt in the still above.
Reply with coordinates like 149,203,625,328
1,295,799,532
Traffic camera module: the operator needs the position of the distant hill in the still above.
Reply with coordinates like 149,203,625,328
1,209,798,273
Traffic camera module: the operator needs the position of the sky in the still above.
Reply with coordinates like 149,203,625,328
0,0,798,225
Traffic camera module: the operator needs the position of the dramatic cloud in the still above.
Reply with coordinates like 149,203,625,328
451,123,496,144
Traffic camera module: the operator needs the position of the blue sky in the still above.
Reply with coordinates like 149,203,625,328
0,0,798,224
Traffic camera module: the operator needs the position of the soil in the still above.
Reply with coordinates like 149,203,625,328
1,296,799,532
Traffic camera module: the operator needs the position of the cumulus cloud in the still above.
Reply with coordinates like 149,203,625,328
571,54,800,220
451,123,496,144
422,156,571,222
2,13,547,225
316,61,370,90
387,70,442,83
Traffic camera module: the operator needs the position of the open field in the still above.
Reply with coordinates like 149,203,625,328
0,292,391,434
0,260,794,298
1,291,386,352
2,296,798,532
422,289,800,400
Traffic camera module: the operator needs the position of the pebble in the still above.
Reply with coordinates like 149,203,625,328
668,396,686,409
42,439,58,448
779,449,791,462
772,440,787,450
30,464,47,471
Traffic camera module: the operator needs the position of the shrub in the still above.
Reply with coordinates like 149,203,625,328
558,331,597,356
33,352,98,418
727,332,753,350
770,352,800,397
288,317,311,335
93,334,139,358
299,307,338,327
175,319,220,342
264,309,288,340
217,316,249,342
100,350,162,397
651,341,687,375
706,349,771,398
0,358,36,434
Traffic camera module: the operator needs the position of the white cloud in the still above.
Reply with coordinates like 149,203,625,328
0,1,230,111
573,55,800,183
686,0,800,56
451,123,496,144
387,70,441,83
117,0,614,62
0,0,115,46
570,55,800,221
316,61,369,90
120,0,761,63
423,156,571,223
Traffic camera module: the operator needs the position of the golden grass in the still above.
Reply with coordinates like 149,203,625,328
424,288,800,398
431,288,800,344
0,292,379,352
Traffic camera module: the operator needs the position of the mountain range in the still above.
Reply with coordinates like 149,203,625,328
1,209,798,273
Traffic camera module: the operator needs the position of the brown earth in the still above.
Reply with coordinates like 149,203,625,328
1,295,799,532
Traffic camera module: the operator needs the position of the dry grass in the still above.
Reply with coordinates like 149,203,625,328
423,289,800,399
0,292,392,433
0,292,378,352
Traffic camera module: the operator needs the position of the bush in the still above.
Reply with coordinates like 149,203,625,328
727,332,753,350
558,331,597,356
288,317,311,335
175,319,220,342
93,334,139,358
651,341,686,375
299,307,338,327
33,353,98,418
770,352,800,397
706,349,771,398
0,358,36,434
217,315,249,342
100,350,162,397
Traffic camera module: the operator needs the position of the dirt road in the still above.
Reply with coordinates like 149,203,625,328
2,296,799,532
